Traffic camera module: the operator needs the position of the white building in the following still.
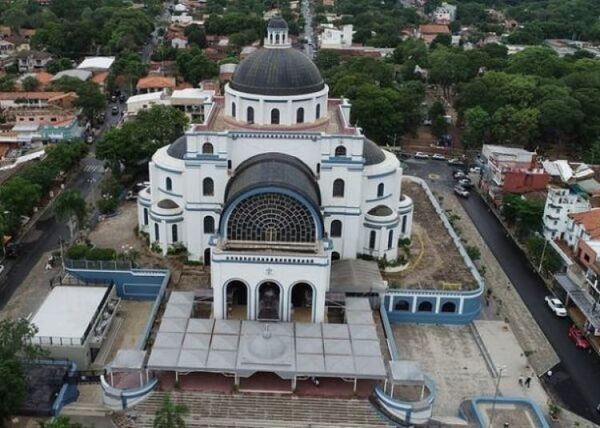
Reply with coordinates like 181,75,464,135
543,186,590,240
137,17,414,324
76,56,115,72
126,88,215,124
433,2,457,24
319,24,354,49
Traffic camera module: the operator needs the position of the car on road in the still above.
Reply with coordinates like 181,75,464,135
545,296,567,317
125,190,137,201
111,105,119,115
454,185,469,198
568,324,590,349
453,170,466,179
97,112,105,124
415,152,430,159
448,158,466,166
119,94,126,103
86,135,94,144
470,166,481,174
0,265,5,275
432,153,446,160
458,178,473,189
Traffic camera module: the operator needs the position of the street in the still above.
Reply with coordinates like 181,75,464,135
405,158,600,423
301,0,315,59
0,101,119,311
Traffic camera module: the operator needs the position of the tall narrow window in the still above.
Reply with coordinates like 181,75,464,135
165,177,172,191
202,142,213,154
231,102,236,118
296,107,304,124
204,216,215,234
369,230,376,249
203,177,214,196
271,108,280,124
316,104,321,119
387,230,394,249
335,146,346,157
154,223,160,241
143,208,148,225
316,163,320,175
172,224,178,242
333,179,345,197
401,216,407,234
330,220,342,237
377,183,384,197
247,106,254,123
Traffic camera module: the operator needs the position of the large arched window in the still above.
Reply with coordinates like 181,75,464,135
369,230,376,249
394,300,410,311
316,104,321,119
377,183,384,197
441,302,456,313
204,216,215,234
418,301,433,312
172,224,178,242
332,179,345,197
165,177,172,191
271,108,280,124
202,142,213,154
388,230,394,249
203,177,214,196
247,106,254,123
330,220,342,237
335,146,346,157
154,223,160,241
296,107,304,124
231,102,236,118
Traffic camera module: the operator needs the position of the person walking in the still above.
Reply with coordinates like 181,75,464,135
524,376,532,388
518,376,524,387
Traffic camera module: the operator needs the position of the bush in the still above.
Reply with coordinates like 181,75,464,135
66,243,89,260
466,245,481,261
97,197,118,214
86,247,117,260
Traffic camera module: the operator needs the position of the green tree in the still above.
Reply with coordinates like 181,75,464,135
583,139,600,164
429,48,470,99
184,24,207,48
74,82,106,124
39,416,88,428
22,76,39,92
462,107,490,148
526,235,563,274
502,193,544,237
176,47,218,86
46,58,73,75
54,189,87,240
0,177,41,216
153,395,188,428
314,50,341,72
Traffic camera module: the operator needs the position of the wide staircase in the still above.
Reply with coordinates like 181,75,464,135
132,391,390,427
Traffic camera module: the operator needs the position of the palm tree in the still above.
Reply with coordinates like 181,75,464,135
54,190,87,241
153,395,188,428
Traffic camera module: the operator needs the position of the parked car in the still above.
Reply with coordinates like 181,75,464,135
119,94,127,103
86,135,94,144
458,178,473,189
448,158,465,166
453,170,466,180
0,264,5,275
134,181,151,191
545,296,567,317
470,166,481,174
96,112,105,124
125,190,137,201
111,105,119,115
5,243,20,258
432,153,446,160
415,152,430,159
568,324,590,349
454,185,469,198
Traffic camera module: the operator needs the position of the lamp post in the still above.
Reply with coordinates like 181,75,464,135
489,365,506,428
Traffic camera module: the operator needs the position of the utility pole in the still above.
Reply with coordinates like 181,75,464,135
538,237,548,272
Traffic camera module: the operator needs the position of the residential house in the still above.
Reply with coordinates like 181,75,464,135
433,3,457,24
11,104,83,142
0,92,72,109
136,76,177,94
17,50,52,72
417,24,450,45
77,56,115,73
319,24,354,49
0,40,14,55
543,186,591,240
91,72,109,93
219,63,236,83
480,144,550,202
51,69,92,82
125,87,214,124
16,71,54,90
240,46,258,60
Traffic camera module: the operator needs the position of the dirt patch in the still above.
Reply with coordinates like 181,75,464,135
103,300,153,363
384,181,476,290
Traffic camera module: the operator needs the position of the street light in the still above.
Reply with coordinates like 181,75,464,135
489,365,507,428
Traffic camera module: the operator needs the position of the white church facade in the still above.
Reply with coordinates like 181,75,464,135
137,16,414,324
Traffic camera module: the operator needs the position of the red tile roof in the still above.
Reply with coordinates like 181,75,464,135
569,209,600,239
419,24,450,34
136,76,176,90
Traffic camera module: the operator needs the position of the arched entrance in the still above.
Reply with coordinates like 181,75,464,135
257,281,281,321
204,248,211,266
289,282,313,322
225,280,248,320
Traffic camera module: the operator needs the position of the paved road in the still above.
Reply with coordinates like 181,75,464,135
301,0,315,59
0,102,119,311
405,158,600,423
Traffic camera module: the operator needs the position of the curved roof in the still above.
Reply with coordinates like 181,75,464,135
225,153,321,210
230,48,325,96
364,139,386,166
268,16,288,29
368,205,393,216
157,199,180,209
167,135,187,159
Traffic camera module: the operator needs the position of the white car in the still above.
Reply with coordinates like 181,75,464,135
454,185,469,198
432,153,446,160
0,265,5,275
545,296,567,317
415,152,430,159
470,166,481,174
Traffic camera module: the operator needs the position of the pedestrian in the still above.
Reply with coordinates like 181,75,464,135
524,376,532,388
518,376,524,387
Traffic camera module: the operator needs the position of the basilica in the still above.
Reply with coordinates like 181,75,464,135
137,16,414,324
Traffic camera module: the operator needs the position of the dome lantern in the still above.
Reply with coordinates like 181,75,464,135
265,16,290,48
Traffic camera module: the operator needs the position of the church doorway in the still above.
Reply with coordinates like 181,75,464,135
225,281,248,320
257,282,281,321
204,248,211,266
289,282,313,322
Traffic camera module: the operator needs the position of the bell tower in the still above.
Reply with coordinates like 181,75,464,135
264,16,290,48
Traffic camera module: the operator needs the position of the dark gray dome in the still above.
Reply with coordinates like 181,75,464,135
368,205,393,216
157,199,180,209
167,135,187,159
364,139,386,166
230,48,325,96
268,16,288,29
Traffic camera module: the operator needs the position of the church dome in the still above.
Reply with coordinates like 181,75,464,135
229,48,325,96
364,139,386,166
248,325,287,360
268,15,288,29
